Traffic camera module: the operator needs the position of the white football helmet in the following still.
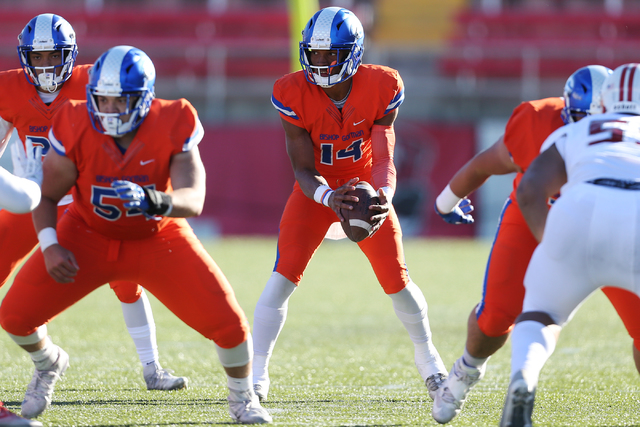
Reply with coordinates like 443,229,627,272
601,63,640,115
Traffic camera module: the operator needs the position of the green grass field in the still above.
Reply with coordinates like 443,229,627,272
0,237,638,426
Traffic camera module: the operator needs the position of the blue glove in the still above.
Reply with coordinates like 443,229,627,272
111,180,149,211
434,198,475,224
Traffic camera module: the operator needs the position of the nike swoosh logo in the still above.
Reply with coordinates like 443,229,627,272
353,119,365,126
140,159,155,166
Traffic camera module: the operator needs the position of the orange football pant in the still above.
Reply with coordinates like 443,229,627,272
0,207,141,302
479,198,640,350
275,183,410,294
0,211,249,349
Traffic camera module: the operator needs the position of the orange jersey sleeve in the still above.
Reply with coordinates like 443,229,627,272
48,98,204,240
0,64,90,155
503,97,565,171
271,65,404,184
503,97,566,199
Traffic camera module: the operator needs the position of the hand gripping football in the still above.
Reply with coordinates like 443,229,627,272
340,181,380,242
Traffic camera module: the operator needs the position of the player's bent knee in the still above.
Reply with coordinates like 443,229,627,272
0,312,40,337
477,312,518,337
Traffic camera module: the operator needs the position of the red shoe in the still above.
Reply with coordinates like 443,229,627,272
0,405,42,426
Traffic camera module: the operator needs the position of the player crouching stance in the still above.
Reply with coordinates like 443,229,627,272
0,46,271,424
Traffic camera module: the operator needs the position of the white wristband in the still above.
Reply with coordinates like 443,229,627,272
38,227,58,252
435,184,462,213
313,185,334,207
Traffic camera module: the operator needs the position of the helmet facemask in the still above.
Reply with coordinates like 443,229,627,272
87,91,153,137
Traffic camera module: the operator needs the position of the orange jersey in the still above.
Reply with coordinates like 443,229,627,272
49,98,204,240
0,64,90,154
271,64,404,185
503,97,565,202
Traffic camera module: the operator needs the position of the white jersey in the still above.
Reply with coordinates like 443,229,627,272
525,112,640,326
540,113,640,193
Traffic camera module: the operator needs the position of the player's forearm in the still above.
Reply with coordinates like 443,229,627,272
163,187,204,218
32,196,58,233
295,168,331,201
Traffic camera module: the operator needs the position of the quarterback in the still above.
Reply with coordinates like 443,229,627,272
0,46,270,424
0,13,186,392
252,7,447,402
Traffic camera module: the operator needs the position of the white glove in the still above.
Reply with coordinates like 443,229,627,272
11,139,43,186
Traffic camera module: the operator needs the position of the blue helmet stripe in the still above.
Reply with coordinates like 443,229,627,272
271,95,299,120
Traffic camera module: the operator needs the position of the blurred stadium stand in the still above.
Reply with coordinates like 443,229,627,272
2,0,639,237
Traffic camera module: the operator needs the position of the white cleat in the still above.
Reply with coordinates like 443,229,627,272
253,379,270,402
228,389,272,424
21,347,69,419
144,367,188,391
432,357,484,424
425,372,447,400
499,371,535,427
0,405,42,426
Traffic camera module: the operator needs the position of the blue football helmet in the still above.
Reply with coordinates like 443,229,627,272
17,13,78,93
561,65,613,124
86,46,156,137
299,7,364,88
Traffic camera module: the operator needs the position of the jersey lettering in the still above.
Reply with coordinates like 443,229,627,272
91,184,157,221
24,135,50,155
321,138,364,165
588,118,640,145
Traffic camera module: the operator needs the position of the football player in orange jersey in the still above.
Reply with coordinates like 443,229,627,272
431,65,640,424
0,142,43,427
0,45,271,424
251,6,447,402
0,13,186,392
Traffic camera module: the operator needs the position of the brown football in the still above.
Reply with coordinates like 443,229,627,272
339,181,380,242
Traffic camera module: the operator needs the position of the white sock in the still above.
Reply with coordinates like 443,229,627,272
228,375,253,393
252,272,296,382
390,282,446,378
29,336,58,371
510,320,557,386
462,347,489,371
120,289,159,368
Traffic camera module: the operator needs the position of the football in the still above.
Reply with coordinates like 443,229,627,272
340,181,380,242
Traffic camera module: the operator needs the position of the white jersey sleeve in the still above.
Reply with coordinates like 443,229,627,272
0,115,15,158
0,166,41,213
540,124,569,154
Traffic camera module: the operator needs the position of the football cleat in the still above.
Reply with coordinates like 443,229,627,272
228,388,272,424
143,366,188,391
21,347,69,419
499,371,535,427
0,404,42,426
253,382,269,402
425,372,447,400
432,357,484,424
